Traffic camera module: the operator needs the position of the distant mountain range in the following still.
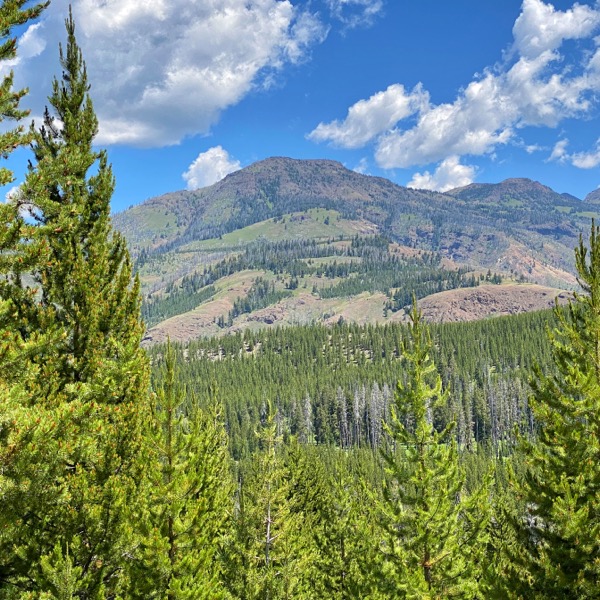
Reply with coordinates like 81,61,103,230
113,157,595,342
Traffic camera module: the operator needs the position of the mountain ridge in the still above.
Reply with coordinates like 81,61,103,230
111,157,596,341
114,156,594,280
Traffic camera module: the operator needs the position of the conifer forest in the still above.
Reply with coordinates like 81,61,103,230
1,4,599,599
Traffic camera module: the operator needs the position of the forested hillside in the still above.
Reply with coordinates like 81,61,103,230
1,7,599,600
111,154,597,340
148,309,554,459
139,233,490,343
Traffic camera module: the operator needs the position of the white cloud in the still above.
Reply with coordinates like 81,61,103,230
309,0,600,179
183,146,241,190
374,71,515,168
353,157,370,174
0,23,47,75
4,185,21,203
512,0,600,58
308,84,428,148
407,156,476,192
524,143,542,154
549,138,569,162
326,0,384,28
280,10,330,65
571,140,600,168
546,136,600,169
12,0,328,147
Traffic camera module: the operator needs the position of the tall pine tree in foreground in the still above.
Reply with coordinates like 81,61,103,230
0,0,49,389
0,10,149,597
501,222,600,599
379,304,490,599
131,342,232,600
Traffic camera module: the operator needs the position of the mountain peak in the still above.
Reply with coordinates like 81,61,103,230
212,156,357,190
446,176,579,204
584,188,600,204
249,156,345,170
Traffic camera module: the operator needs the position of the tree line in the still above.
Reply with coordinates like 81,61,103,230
154,309,553,458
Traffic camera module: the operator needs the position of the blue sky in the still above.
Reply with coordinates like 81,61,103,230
6,0,600,212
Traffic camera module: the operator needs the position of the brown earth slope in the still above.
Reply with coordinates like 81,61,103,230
418,284,572,323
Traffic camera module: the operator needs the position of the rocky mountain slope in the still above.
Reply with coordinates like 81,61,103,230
112,157,594,341
584,187,600,204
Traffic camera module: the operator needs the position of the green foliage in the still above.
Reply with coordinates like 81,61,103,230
0,0,47,186
2,7,597,595
0,8,147,403
0,12,149,597
500,223,600,599
379,304,490,598
139,235,481,331
131,342,232,599
149,310,554,458
227,277,291,324
286,444,385,599
223,406,313,599
142,284,217,328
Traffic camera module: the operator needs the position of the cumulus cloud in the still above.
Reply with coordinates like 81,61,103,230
326,0,384,28
549,138,569,162
571,140,600,168
547,136,600,168
309,0,600,179
308,84,428,148
407,156,476,192
512,0,599,58
183,146,241,190
12,0,328,147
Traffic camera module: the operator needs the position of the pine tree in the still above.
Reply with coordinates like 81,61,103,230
223,405,312,600
500,222,600,599
1,6,146,401
0,0,47,186
0,11,149,597
379,304,490,599
287,444,384,599
131,342,232,599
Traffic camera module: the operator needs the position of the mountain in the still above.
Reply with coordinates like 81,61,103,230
114,157,447,252
112,157,595,342
584,187,600,204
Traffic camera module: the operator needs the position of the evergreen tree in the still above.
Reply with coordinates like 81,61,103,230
379,304,490,599
0,11,149,597
287,444,384,599
223,406,312,600
1,6,146,401
501,223,600,599
0,0,47,186
131,342,232,599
